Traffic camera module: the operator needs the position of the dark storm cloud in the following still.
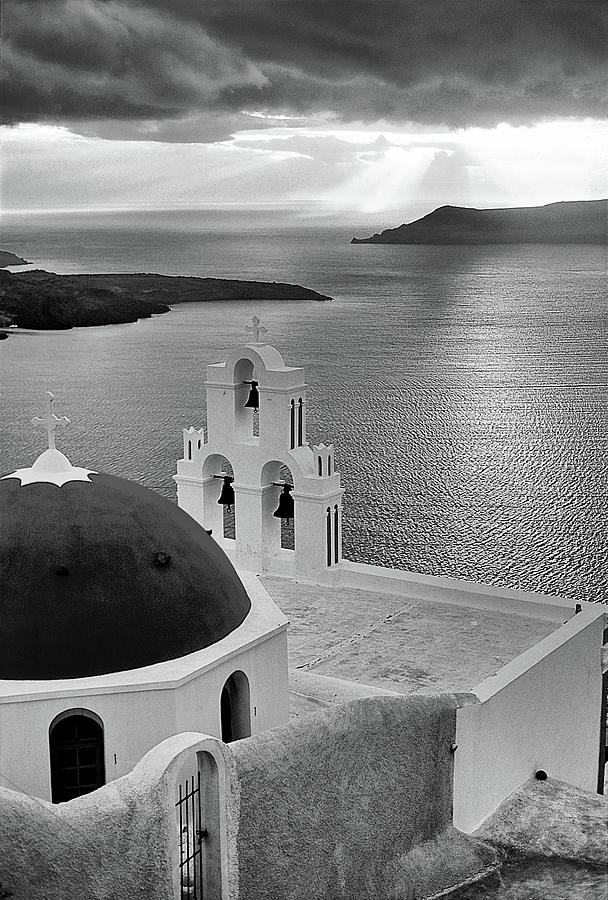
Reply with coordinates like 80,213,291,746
3,0,268,129
4,0,607,138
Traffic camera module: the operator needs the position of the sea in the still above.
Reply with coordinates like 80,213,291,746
1,208,607,603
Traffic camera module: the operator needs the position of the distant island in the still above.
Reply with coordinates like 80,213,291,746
0,269,332,331
351,199,607,244
0,251,29,267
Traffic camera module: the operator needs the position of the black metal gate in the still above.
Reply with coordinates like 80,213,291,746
176,772,206,899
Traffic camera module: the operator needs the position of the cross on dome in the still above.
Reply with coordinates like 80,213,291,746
2,392,96,487
245,315,268,343
32,391,70,450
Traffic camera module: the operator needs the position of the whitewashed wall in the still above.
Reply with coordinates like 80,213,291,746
453,605,606,833
0,627,287,802
0,688,176,801
338,560,577,622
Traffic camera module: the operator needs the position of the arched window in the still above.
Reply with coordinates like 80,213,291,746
220,671,251,742
326,507,332,567
187,441,192,461
49,710,105,803
297,398,304,446
334,505,339,564
328,455,332,476
290,400,296,449
318,456,323,476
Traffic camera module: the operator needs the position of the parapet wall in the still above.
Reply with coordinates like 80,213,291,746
454,606,606,833
0,733,222,900
0,699,498,900
227,694,487,900
338,560,578,622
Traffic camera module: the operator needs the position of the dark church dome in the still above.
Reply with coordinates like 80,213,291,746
0,463,251,679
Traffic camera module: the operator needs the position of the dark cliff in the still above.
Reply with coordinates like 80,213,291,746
0,269,332,330
351,199,607,245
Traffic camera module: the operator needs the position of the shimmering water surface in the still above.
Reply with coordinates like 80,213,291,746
1,210,607,602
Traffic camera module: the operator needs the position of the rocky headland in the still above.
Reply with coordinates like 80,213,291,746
0,268,332,331
351,199,607,244
0,250,29,267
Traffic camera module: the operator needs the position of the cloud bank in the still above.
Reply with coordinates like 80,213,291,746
4,1,607,140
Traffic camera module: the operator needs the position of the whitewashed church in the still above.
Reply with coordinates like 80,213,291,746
0,321,605,900
0,321,348,804
0,366,292,803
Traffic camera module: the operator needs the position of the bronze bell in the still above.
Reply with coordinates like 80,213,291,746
273,484,294,520
217,475,235,509
244,380,259,411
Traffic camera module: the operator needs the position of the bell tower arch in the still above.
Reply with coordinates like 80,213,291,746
174,319,343,581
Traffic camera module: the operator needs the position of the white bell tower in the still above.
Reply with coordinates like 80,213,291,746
174,319,343,582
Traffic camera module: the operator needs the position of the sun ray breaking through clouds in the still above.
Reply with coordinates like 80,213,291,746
2,1,606,219
3,119,606,220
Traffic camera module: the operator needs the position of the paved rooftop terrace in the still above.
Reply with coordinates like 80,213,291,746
261,575,560,715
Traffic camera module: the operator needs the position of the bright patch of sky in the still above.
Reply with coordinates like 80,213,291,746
2,119,606,225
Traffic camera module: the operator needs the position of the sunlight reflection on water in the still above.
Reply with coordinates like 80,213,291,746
1,214,606,602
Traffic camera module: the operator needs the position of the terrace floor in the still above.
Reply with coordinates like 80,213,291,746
260,575,560,716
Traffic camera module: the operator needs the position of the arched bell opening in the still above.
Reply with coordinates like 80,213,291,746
49,709,105,803
202,454,236,540
261,460,295,555
220,671,251,743
233,357,258,441
278,464,295,550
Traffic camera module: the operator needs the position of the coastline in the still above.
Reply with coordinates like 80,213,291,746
0,267,333,332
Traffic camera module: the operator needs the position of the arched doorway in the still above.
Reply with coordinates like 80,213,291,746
220,671,251,743
49,710,105,803
175,748,226,899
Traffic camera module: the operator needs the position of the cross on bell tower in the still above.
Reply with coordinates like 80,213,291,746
245,315,268,344
32,392,70,450
174,324,344,583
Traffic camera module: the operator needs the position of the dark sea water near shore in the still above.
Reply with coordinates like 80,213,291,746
1,208,607,602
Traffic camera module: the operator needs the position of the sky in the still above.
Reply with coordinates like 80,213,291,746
2,0,607,221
